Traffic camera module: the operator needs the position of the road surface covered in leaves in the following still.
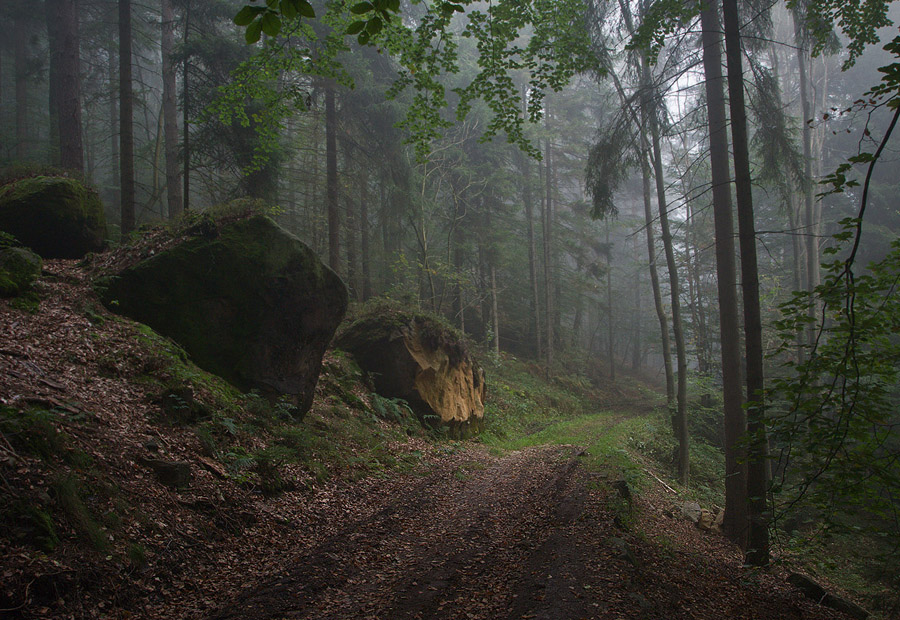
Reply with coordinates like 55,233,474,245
206,444,843,620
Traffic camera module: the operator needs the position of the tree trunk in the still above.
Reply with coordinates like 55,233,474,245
606,223,616,381
47,0,84,173
107,42,120,213
182,0,191,211
46,2,60,166
793,11,818,348
520,152,543,359
14,23,28,160
640,144,674,403
325,83,340,274
490,264,500,356
699,1,748,546
646,74,689,485
542,111,554,373
119,0,135,235
360,170,372,300
161,0,183,219
632,233,642,371
722,0,769,565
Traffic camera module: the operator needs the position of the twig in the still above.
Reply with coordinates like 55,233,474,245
644,468,676,494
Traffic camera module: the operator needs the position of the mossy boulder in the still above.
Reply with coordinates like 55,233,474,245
336,310,485,437
0,234,42,297
95,215,348,416
0,176,107,259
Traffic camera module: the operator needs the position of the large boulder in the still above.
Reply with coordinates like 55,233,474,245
0,234,42,297
95,214,348,416
0,176,107,258
336,310,485,436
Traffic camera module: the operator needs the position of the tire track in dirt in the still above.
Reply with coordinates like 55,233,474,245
206,445,587,620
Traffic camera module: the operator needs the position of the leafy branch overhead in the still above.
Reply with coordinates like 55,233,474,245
232,0,595,159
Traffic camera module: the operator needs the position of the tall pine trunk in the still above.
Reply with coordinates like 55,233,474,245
182,0,191,211
699,1,748,545
14,23,28,160
48,0,84,173
542,111,554,373
161,0,183,219
325,83,340,274
119,0,135,235
723,0,769,565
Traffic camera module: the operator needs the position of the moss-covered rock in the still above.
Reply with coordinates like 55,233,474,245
95,215,348,417
0,242,42,297
336,310,485,437
0,176,107,258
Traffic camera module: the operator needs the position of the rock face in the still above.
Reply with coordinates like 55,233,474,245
0,176,107,258
0,235,42,297
337,311,485,436
96,215,347,416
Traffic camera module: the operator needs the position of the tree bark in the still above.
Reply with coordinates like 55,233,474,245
14,22,28,160
699,1,748,545
646,73,689,485
107,42,120,213
161,0,183,219
793,11,818,348
360,170,372,300
606,223,616,381
520,152,543,359
47,0,84,173
119,0,135,235
722,0,769,565
325,83,340,274
542,110,554,373
182,0,191,211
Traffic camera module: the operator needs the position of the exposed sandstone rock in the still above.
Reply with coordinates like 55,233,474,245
337,309,485,436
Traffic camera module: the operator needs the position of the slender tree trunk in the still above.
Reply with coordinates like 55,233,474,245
647,78,689,484
360,170,372,300
723,0,769,565
107,43,120,213
325,83,340,274
606,224,616,381
542,111,554,373
182,0,190,211
700,1,748,545
161,0,183,218
793,12,818,348
632,233,642,371
641,144,674,403
46,2,60,166
490,264,500,356
521,153,543,359
119,0,135,235
14,24,28,160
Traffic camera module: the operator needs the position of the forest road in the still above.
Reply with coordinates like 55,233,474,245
205,444,628,620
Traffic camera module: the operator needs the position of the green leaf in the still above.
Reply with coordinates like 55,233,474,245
245,19,263,44
234,5,264,26
260,12,282,37
280,0,298,20
350,1,374,14
298,0,315,18
358,30,370,45
366,16,383,34
346,20,366,35
387,0,400,12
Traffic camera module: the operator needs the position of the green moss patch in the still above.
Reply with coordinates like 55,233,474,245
0,176,107,258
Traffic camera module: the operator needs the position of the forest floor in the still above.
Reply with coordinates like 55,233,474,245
0,259,855,620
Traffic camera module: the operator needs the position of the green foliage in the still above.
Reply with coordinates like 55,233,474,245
768,225,900,542
788,0,894,68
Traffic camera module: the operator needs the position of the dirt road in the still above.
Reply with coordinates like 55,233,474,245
205,444,842,620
